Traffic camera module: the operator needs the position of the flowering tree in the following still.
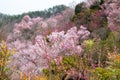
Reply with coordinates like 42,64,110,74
8,25,90,79
5,7,90,79
104,0,120,32
7,8,74,43
46,8,74,32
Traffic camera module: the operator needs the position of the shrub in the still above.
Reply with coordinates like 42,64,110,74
0,41,15,80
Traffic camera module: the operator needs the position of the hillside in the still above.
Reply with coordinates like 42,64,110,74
1,0,120,80
0,5,68,38
0,5,67,29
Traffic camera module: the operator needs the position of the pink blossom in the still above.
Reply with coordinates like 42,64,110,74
104,0,120,32
22,15,31,22
8,16,90,78
32,17,43,23
77,26,90,40
55,56,63,65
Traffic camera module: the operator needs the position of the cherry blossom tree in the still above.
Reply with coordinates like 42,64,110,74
6,7,90,79
8,25,90,79
104,0,120,32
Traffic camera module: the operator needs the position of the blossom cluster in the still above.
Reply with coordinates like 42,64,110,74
8,25,90,79
6,8,89,79
7,8,74,43
13,15,42,35
104,0,120,32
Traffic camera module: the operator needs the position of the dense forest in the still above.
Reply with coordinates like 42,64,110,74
0,5,67,29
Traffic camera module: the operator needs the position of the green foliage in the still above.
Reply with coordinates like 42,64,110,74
100,32,120,52
89,0,104,10
99,0,104,5
90,4,101,10
0,19,2,27
43,69,49,75
26,5,67,18
75,2,87,15
92,51,120,80
92,67,111,80
83,39,94,50
43,55,82,79
93,27,110,40
62,55,80,70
